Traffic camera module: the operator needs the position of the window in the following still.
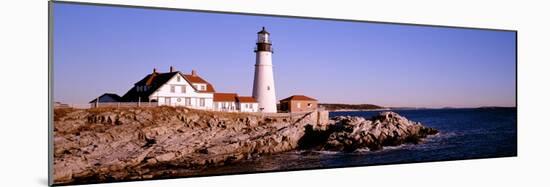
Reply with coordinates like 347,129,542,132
308,103,312,108
181,85,186,93
185,98,191,106
177,76,181,82
170,85,175,93
201,85,206,91
297,102,301,108
200,98,205,107
177,98,181,102
267,86,270,90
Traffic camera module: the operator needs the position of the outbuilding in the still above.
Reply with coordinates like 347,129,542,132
89,93,122,108
279,95,318,113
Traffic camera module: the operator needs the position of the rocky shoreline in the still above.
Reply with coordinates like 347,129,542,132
326,108,391,112
53,107,437,185
301,113,438,152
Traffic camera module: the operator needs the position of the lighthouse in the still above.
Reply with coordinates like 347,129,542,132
252,27,277,113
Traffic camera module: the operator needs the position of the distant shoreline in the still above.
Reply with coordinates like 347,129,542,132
327,106,517,112
326,108,391,112
319,103,385,112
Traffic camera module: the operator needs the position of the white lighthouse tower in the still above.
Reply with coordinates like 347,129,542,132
252,27,277,113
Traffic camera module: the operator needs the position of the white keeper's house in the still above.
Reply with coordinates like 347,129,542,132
91,66,259,112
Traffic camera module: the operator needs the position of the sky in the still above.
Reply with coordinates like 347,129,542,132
53,3,516,108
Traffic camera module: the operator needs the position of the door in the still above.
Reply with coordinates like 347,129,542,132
165,97,171,106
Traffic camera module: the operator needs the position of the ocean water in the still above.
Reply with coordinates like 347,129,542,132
175,108,517,176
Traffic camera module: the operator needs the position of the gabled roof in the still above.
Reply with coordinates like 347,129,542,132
237,96,257,103
213,93,238,102
122,72,180,102
280,95,317,102
183,74,208,83
183,74,215,93
134,72,178,87
89,93,122,103
121,70,216,102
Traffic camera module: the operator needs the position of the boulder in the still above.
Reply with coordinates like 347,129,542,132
316,112,438,152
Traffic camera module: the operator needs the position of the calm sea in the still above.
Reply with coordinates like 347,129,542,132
175,108,517,176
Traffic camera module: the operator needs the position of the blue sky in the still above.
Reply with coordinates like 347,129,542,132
53,3,516,108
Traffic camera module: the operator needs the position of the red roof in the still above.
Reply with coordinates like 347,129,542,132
183,74,215,93
280,95,317,102
213,94,258,103
183,74,208,83
237,96,257,103
213,93,238,102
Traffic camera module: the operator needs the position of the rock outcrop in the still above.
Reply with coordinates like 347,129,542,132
300,112,438,152
53,107,437,185
53,107,309,184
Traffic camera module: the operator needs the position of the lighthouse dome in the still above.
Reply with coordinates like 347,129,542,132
257,27,270,34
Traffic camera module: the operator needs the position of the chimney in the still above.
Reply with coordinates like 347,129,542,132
153,68,157,73
170,66,175,72
191,69,197,76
